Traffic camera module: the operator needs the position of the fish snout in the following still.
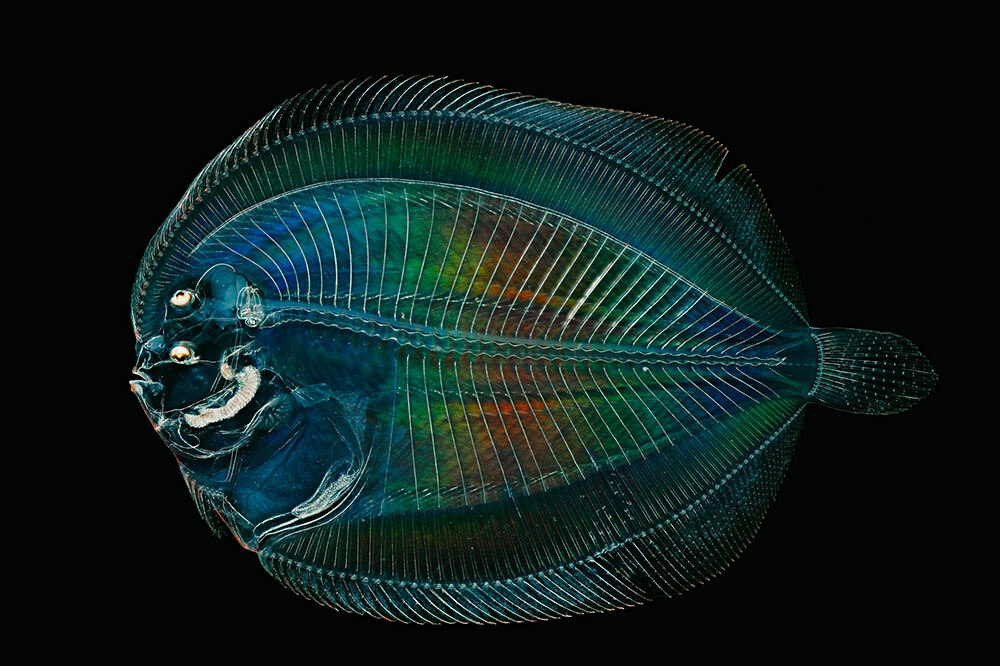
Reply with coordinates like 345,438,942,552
131,335,168,420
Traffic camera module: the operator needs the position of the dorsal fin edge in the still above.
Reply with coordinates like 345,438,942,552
134,76,808,338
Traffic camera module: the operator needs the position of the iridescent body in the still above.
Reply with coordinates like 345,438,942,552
131,77,935,622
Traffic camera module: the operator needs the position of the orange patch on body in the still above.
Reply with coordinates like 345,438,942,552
485,283,567,308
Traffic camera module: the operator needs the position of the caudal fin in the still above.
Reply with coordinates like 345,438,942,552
809,328,936,415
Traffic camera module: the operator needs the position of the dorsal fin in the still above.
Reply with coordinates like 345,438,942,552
134,76,808,339
290,76,807,317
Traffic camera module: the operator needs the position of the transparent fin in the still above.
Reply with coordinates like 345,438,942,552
133,76,809,341
256,410,804,623
809,328,936,414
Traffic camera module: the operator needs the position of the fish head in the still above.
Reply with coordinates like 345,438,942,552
131,265,272,456
131,262,369,546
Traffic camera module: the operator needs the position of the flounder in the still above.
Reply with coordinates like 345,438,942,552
130,76,936,623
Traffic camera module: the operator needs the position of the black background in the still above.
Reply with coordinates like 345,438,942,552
98,36,956,651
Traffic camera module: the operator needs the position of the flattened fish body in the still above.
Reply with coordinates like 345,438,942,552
131,77,935,622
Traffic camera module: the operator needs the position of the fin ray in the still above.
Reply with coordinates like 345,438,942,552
809,327,936,414
258,409,804,623
134,76,807,339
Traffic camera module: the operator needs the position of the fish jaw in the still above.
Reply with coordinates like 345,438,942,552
131,275,369,548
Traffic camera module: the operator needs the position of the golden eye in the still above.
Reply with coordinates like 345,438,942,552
169,345,193,362
170,290,194,307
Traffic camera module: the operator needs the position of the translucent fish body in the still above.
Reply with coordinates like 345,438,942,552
131,77,935,623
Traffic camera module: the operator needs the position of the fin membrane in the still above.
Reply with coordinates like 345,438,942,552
809,327,936,414
134,76,809,340
257,411,804,623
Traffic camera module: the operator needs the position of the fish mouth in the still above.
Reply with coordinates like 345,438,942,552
130,365,165,429
129,367,159,397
